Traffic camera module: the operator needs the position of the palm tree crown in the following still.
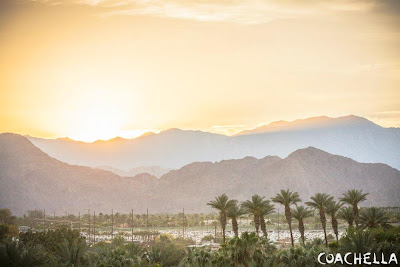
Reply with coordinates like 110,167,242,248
340,189,368,228
338,206,355,227
340,190,369,206
326,201,344,217
241,194,268,235
271,189,301,207
292,206,313,221
207,194,236,212
358,207,390,229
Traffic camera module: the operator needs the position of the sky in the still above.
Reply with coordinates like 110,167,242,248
0,0,399,142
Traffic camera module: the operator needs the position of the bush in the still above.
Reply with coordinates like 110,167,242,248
0,240,49,267
0,224,18,240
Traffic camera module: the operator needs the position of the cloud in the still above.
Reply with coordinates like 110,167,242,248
28,0,389,24
94,0,317,24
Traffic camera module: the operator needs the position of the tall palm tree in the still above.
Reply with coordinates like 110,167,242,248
272,189,301,247
358,207,390,229
259,201,275,238
340,190,368,228
291,205,313,245
338,206,354,228
226,202,246,238
241,194,267,235
306,193,333,247
325,200,344,242
207,194,236,243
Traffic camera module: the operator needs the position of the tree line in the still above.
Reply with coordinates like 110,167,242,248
208,189,389,246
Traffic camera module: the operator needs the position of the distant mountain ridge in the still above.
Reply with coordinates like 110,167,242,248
1,133,399,215
235,115,379,135
25,115,400,170
96,165,173,178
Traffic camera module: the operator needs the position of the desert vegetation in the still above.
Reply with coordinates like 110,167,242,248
1,189,399,266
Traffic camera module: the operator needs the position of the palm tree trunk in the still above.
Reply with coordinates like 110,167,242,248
299,221,305,245
353,205,359,228
288,221,294,247
332,216,339,242
220,213,227,243
254,214,260,235
260,215,268,238
320,210,328,247
232,218,239,238
285,206,294,247
322,224,327,246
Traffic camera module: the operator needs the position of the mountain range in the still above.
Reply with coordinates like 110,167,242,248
26,115,400,172
1,133,399,215
95,166,172,178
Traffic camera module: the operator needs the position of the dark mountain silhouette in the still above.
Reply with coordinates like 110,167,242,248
26,115,400,171
1,133,399,215
0,133,156,215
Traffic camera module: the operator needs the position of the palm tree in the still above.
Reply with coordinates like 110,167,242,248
340,189,368,228
291,206,313,245
340,229,374,255
259,201,275,238
358,207,390,229
217,232,276,266
325,200,344,242
338,206,354,227
207,194,236,243
272,189,301,247
57,238,87,266
306,193,333,247
241,194,267,235
226,202,246,238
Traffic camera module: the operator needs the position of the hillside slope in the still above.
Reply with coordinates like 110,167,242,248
1,133,399,215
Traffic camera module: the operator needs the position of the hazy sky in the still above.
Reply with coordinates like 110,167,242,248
1,0,399,141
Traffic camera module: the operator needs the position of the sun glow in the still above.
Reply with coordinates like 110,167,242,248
57,83,154,142
1,0,399,140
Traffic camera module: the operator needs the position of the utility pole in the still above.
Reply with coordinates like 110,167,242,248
93,211,96,245
214,224,217,241
111,209,114,241
78,212,81,234
88,209,91,246
277,208,280,241
146,208,149,243
131,209,134,243
43,209,46,231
